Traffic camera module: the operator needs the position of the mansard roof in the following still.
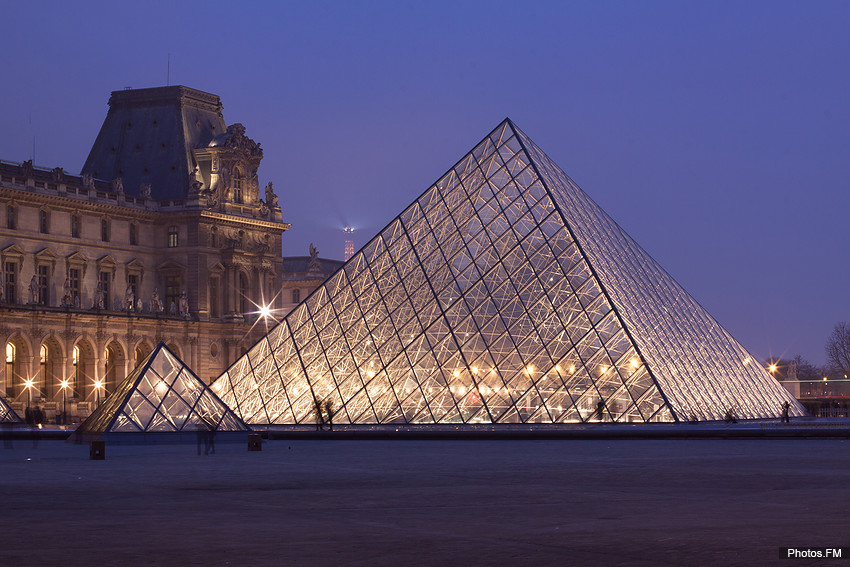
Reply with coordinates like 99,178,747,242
81,86,227,201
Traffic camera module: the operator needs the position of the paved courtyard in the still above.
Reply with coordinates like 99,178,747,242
1,437,847,566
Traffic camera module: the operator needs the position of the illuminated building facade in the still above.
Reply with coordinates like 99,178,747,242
0,86,289,422
212,119,804,425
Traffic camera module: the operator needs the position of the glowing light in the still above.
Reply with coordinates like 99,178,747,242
600,365,608,374
458,386,466,394
24,379,34,389
630,358,639,369
367,370,376,378
452,369,460,378
525,365,534,375
768,364,777,373
555,364,562,372
569,365,576,374
60,380,69,389
155,380,168,396
259,304,271,319
94,379,103,390
471,366,478,375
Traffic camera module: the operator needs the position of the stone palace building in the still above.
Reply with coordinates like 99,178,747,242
0,86,308,422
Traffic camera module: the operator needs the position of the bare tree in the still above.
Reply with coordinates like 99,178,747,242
826,322,850,374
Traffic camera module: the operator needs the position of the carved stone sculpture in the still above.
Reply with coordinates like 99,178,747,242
265,181,278,207
140,183,152,199
308,243,322,272
112,177,124,194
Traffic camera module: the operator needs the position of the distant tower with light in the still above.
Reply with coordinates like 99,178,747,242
344,226,354,261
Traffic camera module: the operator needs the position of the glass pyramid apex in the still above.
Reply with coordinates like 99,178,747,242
74,342,249,437
213,119,803,424
0,395,22,423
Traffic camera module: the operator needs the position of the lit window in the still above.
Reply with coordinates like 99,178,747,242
98,271,110,308
233,170,243,204
37,265,49,305
168,226,178,247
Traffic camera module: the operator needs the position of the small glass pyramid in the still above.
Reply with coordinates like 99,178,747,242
0,396,21,423
213,119,803,424
75,342,249,436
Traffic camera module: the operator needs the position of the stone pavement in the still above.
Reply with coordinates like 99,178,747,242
0,438,847,566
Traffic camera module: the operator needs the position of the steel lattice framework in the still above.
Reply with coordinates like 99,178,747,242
76,343,248,435
212,120,804,424
0,395,21,423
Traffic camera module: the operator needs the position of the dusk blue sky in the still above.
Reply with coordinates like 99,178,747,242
2,1,847,367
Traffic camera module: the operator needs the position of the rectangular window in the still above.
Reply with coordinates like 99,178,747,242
101,219,109,242
71,215,81,238
68,269,80,305
98,271,110,308
4,262,17,303
291,288,300,304
6,206,16,230
165,275,181,314
128,274,138,297
129,223,137,245
209,278,219,318
37,265,49,305
168,226,178,248
39,210,49,234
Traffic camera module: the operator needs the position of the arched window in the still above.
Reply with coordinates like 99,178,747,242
233,169,243,204
135,343,152,366
104,344,122,395
5,343,15,398
72,344,89,399
40,345,47,396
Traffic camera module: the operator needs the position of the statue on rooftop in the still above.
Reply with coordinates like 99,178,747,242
265,181,278,207
140,183,152,199
21,160,34,179
112,177,124,194
308,243,322,272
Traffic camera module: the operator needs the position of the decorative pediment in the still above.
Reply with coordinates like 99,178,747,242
66,251,89,265
2,244,25,259
208,262,225,274
156,260,186,272
35,248,58,267
96,255,118,269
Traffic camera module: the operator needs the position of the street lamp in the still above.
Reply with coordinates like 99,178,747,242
768,364,777,374
93,379,103,408
59,379,69,425
23,378,34,409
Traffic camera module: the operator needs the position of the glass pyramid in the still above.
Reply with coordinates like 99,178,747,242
0,396,21,423
75,342,249,436
213,119,804,424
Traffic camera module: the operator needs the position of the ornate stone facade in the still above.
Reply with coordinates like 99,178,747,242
0,86,291,423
